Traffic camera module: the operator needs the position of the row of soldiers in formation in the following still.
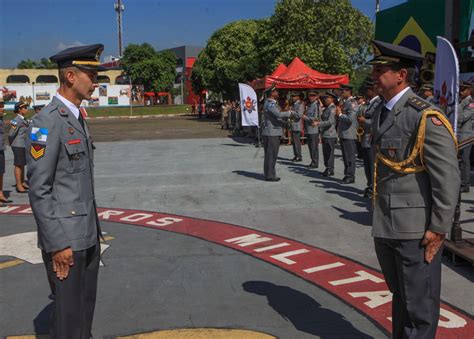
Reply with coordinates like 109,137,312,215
0,100,44,204
260,79,474,195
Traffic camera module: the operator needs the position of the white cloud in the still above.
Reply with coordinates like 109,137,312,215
55,41,85,51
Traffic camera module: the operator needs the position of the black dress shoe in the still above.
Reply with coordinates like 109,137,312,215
308,163,318,168
321,169,334,177
340,178,355,184
295,157,302,162
265,177,281,182
16,188,28,193
291,157,298,162
0,198,13,203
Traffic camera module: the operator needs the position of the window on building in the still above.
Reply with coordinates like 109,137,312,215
7,75,30,83
97,75,110,83
36,75,58,83
115,76,129,84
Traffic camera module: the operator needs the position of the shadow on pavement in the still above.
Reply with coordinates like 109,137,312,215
243,281,374,338
34,302,53,334
332,206,372,227
233,170,267,181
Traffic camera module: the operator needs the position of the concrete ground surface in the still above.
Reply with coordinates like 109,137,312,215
1,116,473,338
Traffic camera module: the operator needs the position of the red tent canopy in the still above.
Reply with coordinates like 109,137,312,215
250,57,349,90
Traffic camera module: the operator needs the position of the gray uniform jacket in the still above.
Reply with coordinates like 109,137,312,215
362,96,382,148
338,97,358,139
372,88,460,240
457,95,474,142
303,100,320,135
27,97,101,253
0,116,4,151
319,104,337,138
291,100,304,132
262,98,291,137
9,115,29,148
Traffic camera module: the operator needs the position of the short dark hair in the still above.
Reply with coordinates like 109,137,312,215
390,63,416,86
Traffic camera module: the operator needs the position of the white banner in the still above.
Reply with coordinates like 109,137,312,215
433,36,459,134
239,83,259,126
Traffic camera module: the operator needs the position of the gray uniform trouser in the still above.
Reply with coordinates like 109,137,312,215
459,145,472,189
340,138,356,179
291,131,302,158
362,147,373,188
42,242,100,339
374,238,442,339
322,138,336,171
306,133,319,166
263,135,281,179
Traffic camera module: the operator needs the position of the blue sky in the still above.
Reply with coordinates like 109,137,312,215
0,0,407,68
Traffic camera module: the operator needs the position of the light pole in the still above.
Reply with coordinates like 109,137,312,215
31,81,35,106
114,0,125,57
181,73,185,105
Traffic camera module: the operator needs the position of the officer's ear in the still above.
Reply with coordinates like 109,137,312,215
58,67,77,86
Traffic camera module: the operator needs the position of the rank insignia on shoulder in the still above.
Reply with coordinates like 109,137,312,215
30,144,46,160
11,120,18,127
431,117,443,126
407,97,430,111
30,127,49,142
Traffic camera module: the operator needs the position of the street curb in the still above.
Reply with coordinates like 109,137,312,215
3,113,191,124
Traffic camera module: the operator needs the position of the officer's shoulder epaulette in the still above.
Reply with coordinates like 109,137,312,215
407,96,430,112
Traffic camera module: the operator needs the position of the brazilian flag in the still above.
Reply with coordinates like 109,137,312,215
375,0,473,56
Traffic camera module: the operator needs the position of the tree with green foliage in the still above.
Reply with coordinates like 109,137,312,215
121,43,176,92
259,0,374,77
191,19,265,98
192,0,374,95
17,58,56,69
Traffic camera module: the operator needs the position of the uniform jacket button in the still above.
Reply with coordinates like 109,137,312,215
71,211,76,215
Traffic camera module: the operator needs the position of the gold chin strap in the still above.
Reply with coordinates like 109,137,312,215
372,109,457,207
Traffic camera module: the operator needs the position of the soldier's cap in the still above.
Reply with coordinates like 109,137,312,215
340,84,353,90
420,83,434,91
290,91,305,99
50,43,106,71
264,85,278,93
14,102,28,113
33,104,45,110
364,77,374,88
367,40,423,67
307,90,319,96
324,91,338,99
460,80,472,89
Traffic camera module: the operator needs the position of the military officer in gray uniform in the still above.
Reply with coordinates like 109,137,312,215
458,80,474,192
302,90,321,168
27,44,105,339
290,92,305,162
337,84,358,184
9,101,30,193
0,95,12,204
262,86,294,181
314,92,337,176
369,40,460,338
420,83,436,105
358,78,382,197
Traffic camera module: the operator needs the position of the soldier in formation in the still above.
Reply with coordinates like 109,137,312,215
290,92,305,162
458,80,474,193
9,101,30,193
336,85,358,184
302,90,321,168
262,86,295,181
